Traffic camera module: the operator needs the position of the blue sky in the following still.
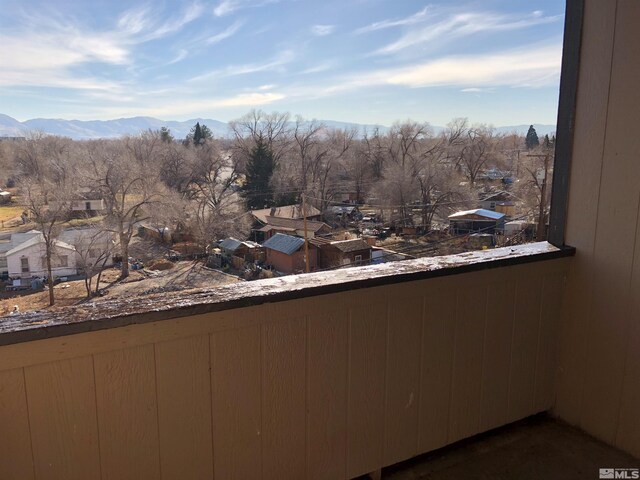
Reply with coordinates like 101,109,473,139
0,0,565,126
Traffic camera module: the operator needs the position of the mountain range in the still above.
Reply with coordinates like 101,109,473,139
0,114,556,140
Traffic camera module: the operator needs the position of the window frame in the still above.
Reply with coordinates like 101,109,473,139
548,0,584,247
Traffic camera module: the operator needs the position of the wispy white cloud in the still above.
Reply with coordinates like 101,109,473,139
206,21,243,44
91,91,286,118
461,87,494,93
189,49,295,82
384,44,561,88
311,24,335,36
213,0,280,17
354,7,429,34
215,92,285,107
0,2,204,90
373,10,562,56
281,42,561,100
298,62,335,75
213,0,241,16
166,49,189,66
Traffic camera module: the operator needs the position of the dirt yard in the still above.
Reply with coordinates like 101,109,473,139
0,261,241,316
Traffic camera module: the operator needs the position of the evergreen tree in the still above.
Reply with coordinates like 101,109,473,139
200,124,213,141
186,122,213,146
242,136,275,209
160,127,173,143
193,122,203,144
525,125,540,149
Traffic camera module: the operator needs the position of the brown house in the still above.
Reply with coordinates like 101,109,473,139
255,216,332,241
250,204,322,224
312,238,372,269
262,233,317,274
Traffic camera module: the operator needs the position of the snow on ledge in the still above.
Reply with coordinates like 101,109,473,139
0,242,571,345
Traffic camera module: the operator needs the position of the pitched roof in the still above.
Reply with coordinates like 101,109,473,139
448,209,506,220
251,204,321,224
263,216,329,233
481,190,516,202
219,237,243,251
327,205,358,214
6,234,76,256
328,239,371,253
262,233,306,255
219,237,259,251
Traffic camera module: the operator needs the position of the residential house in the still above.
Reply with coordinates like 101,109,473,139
255,216,331,241
251,204,328,242
262,233,317,274
0,230,41,277
479,190,517,217
58,228,116,268
312,237,372,269
251,204,322,224
6,234,77,278
448,208,506,234
219,237,265,267
49,190,106,217
0,190,12,204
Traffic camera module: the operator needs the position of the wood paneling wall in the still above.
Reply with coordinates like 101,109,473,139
555,0,640,459
0,259,567,479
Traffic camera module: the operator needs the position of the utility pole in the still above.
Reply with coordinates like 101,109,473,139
526,153,551,241
302,193,310,273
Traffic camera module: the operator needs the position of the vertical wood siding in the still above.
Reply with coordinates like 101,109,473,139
555,0,640,459
0,259,567,479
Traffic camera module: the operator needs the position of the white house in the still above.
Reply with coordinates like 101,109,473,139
6,234,77,278
59,228,115,268
0,230,41,276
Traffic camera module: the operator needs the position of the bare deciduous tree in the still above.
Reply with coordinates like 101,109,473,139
70,227,115,297
84,138,165,278
21,178,72,305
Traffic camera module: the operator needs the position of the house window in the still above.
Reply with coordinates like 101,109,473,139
354,255,363,265
0,257,7,269
58,255,68,268
21,257,29,273
86,201,91,210
42,255,69,268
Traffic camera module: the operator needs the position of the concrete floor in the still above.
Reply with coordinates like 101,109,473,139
379,415,639,480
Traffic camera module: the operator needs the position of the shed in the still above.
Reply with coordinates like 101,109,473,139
0,190,12,204
262,233,317,274
219,238,265,263
448,209,506,234
313,238,372,268
479,190,517,217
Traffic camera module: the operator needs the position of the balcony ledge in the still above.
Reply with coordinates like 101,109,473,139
0,241,574,347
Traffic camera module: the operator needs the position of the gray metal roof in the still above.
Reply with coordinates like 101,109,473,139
262,233,305,255
448,208,506,220
219,238,243,251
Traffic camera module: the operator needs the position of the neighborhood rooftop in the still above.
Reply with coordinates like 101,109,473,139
251,204,321,224
448,208,507,220
261,233,306,255
5,234,75,257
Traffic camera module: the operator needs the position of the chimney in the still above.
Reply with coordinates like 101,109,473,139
270,207,276,216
